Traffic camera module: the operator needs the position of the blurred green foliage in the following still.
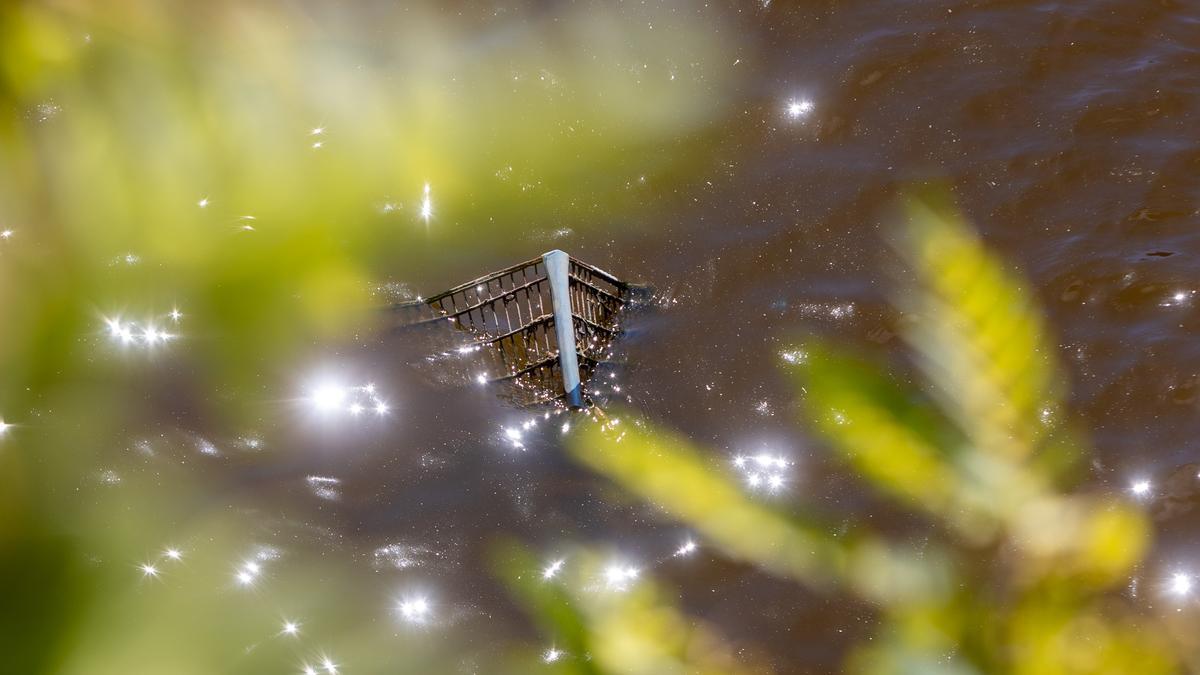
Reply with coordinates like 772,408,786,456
493,541,762,675
0,1,743,672
542,197,1177,674
0,0,740,419
0,1,1181,672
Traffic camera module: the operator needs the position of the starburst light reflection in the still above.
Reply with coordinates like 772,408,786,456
779,348,807,364
104,315,177,349
420,183,433,223
502,425,527,450
397,596,432,625
1169,572,1193,599
304,379,392,421
1163,289,1195,307
786,98,814,119
732,450,792,494
310,384,347,413
1130,479,1152,499
142,325,167,344
235,560,261,587
603,563,640,591
542,559,565,580
306,475,341,501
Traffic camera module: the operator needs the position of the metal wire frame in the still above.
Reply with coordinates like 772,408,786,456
401,253,630,406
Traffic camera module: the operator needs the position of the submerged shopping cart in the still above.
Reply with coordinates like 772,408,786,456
393,250,635,408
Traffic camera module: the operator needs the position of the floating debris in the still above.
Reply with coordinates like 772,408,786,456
394,250,643,408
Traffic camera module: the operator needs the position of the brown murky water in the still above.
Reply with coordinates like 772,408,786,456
87,1,1200,671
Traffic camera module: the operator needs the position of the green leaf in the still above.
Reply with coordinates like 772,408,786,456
795,343,963,518
897,195,1063,465
571,413,846,586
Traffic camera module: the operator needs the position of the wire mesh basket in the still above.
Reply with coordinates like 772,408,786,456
394,250,632,408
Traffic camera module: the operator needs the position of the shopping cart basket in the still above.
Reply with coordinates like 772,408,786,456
393,250,633,408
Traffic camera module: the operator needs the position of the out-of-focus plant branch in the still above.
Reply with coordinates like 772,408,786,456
520,195,1178,674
